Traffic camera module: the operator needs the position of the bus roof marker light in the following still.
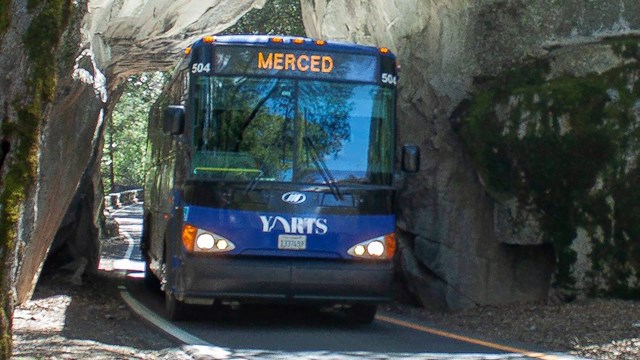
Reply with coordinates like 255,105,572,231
203,35,215,43
379,47,390,54
184,47,192,56
315,39,326,46
271,37,284,43
292,38,305,45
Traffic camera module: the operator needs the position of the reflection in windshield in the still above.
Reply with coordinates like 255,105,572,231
303,136,343,200
190,76,394,185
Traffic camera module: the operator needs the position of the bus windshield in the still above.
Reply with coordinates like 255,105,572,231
190,75,395,186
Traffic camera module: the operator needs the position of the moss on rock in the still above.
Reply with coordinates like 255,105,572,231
23,0,72,101
0,0,73,356
0,0,10,39
460,37,640,295
610,36,640,60
0,0,74,251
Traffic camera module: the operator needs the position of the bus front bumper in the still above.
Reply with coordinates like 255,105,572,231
170,255,393,304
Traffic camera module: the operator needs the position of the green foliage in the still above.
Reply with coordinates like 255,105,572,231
460,38,640,294
221,0,305,36
102,73,167,191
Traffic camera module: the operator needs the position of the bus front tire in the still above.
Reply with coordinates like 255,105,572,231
165,291,189,321
345,304,377,325
143,261,161,292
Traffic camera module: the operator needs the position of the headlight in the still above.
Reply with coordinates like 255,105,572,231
196,233,215,250
182,225,235,253
347,233,395,259
216,239,230,250
367,240,385,257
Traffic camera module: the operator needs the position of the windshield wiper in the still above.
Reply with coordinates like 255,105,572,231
244,169,264,194
302,136,343,201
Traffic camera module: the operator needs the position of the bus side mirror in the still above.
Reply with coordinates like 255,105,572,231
163,105,185,135
401,144,420,173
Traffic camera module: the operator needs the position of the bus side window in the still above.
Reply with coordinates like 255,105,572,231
179,71,189,105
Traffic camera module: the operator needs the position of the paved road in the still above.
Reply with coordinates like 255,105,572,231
99,204,145,274
107,204,582,360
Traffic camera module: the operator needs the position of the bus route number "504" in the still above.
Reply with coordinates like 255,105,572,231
191,63,211,74
381,73,397,85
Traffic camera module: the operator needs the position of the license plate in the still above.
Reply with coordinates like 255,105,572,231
278,235,307,250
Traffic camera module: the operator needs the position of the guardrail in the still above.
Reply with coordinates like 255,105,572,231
104,189,144,209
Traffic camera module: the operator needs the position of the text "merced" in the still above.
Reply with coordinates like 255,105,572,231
257,52,334,73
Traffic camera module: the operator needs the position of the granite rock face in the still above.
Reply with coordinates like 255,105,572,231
301,0,640,309
458,40,640,298
86,0,267,79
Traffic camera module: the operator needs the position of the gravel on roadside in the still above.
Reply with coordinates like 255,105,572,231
384,297,640,360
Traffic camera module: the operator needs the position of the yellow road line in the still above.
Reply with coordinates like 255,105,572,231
376,314,565,360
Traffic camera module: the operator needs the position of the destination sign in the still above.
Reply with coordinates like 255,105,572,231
212,46,378,82
257,52,334,73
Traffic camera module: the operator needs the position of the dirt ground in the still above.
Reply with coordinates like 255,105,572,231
12,270,188,359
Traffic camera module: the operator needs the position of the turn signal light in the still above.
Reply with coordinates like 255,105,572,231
181,224,197,252
385,233,396,258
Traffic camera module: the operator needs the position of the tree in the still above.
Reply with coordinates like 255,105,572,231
221,0,305,36
102,72,167,192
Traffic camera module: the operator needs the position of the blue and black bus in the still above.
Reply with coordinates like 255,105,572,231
142,35,419,324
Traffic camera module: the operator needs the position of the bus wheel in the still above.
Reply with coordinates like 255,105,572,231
345,304,377,325
165,291,188,321
143,261,160,292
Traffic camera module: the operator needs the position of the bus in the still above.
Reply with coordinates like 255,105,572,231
141,35,419,324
